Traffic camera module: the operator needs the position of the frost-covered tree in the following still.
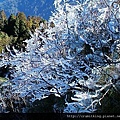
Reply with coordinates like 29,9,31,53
48,0,120,112
0,0,120,113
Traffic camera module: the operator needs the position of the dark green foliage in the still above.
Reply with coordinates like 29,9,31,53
6,14,17,36
0,31,11,52
0,10,7,21
16,12,27,22
0,10,45,52
0,10,7,31
27,16,46,33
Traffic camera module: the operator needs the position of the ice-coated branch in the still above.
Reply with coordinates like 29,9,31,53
0,0,119,113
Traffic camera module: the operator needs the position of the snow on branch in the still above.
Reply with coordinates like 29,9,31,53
0,0,119,113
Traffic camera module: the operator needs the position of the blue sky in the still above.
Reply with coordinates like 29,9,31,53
0,0,55,20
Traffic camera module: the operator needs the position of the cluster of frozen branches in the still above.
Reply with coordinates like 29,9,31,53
0,0,120,113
